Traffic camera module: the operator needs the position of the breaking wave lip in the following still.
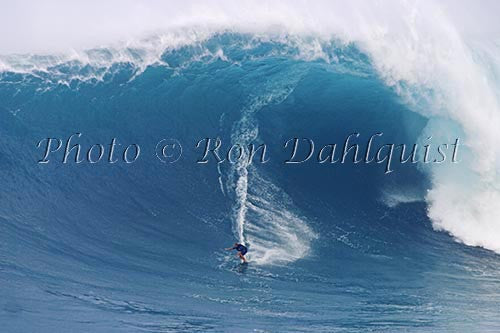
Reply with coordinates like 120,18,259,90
2,1,500,256
0,30,216,83
0,29,370,86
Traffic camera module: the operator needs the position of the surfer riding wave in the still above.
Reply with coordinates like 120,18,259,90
226,243,248,263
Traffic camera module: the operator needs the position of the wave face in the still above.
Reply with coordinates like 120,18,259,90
2,6,500,332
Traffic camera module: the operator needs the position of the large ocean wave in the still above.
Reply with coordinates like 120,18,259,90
2,16,500,255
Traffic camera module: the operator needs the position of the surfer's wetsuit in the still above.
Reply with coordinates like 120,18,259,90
234,244,247,255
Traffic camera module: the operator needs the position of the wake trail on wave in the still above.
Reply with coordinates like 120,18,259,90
225,65,317,265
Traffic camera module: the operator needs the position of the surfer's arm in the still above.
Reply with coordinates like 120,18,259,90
225,246,236,250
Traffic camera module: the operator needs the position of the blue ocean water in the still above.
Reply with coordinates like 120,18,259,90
1,33,500,332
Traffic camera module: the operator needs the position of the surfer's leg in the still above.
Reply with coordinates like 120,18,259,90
238,253,246,262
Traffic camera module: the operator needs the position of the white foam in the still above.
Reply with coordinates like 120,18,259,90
381,187,424,208
232,167,318,265
354,4,500,253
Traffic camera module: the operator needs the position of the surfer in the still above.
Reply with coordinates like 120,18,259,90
226,243,247,263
